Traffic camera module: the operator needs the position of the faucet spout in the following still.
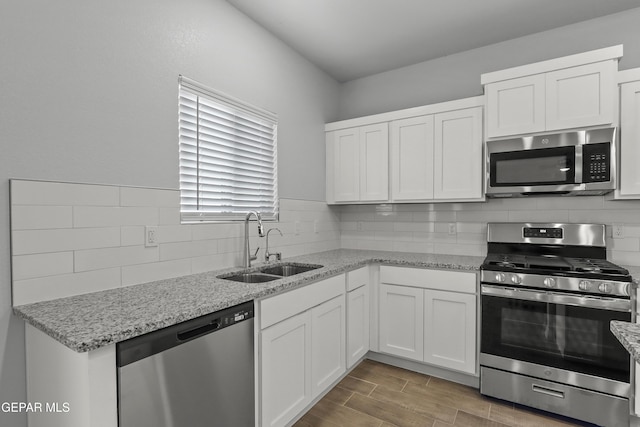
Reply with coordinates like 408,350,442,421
243,211,264,268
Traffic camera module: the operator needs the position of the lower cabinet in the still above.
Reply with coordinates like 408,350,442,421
260,312,312,427
378,266,477,375
311,295,346,396
379,284,424,361
346,267,370,368
259,275,346,427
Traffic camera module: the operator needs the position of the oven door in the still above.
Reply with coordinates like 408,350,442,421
481,285,630,385
487,145,581,195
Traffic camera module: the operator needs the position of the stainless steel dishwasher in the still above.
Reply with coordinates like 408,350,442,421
117,300,254,427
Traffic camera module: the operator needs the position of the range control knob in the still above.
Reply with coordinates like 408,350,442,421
510,275,522,284
494,273,506,283
598,283,611,293
543,277,556,288
578,280,591,291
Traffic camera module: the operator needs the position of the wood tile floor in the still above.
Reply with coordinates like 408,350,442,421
294,359,597,427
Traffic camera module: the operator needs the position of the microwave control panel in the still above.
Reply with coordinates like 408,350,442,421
582,142,610,183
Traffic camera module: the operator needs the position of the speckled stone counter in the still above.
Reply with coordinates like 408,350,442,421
13,249,484,353
611,321,640,363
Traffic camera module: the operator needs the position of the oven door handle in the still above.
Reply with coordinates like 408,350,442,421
481,284,631,312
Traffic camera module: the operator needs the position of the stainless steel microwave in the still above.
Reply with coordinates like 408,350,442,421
485,127,616,197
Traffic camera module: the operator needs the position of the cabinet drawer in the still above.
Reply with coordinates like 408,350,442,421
260,274,345,329
347,266,368,292
380,266,476,294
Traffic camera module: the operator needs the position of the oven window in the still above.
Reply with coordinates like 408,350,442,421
490,146,575,187
481,294,630,382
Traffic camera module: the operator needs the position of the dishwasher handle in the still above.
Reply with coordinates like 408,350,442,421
177,320,221,341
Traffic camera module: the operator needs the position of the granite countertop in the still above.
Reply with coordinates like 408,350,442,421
611,321,640,363
13,249,484,353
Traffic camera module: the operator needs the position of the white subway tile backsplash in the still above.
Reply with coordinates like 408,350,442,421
12,252,74,281
10,179,341,305
13,268,121,306
121,226,145,246
12,227,121,255
121,259,192,287
120,187,179,207
75,246,159,272
158,225,192,243
11,180,120,206
11,205,73,230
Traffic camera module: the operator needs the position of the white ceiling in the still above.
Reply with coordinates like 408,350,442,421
226,0,640,82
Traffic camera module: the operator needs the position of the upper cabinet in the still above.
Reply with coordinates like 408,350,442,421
482,45,622,139
326,97,484,204
616,68,640,199
327,123,388,203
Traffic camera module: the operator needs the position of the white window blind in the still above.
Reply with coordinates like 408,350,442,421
179,76,278,222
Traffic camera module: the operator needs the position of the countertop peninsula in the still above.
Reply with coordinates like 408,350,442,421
13,249,484,353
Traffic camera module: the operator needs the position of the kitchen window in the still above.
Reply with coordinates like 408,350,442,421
178,75,278,222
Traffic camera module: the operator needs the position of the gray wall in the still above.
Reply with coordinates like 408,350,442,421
0,1,339,424
338,7,640,120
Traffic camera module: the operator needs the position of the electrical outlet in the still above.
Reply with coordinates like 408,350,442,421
313,220,319,234
294,221,301,235
448,223,457,235
145,226,158,247
357,221,363,231
613,224,625,239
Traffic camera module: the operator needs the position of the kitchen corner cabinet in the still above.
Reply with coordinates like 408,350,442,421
259,274,346,427
484,49,620,138
326,123,388,203
617,74,640,199
378,266,477,375
346,267,370,367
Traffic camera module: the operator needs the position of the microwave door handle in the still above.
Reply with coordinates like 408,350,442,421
574,145,583,183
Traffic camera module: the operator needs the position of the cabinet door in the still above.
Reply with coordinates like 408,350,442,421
379,284,424,361
434,107,483,200
360,123,389,202
347,284,370,368
618,81,640,198
390,115,434,201
545,61,615,131
260,312,312,427
333,128,360,202
486,74,545,138
311,295,346,397
423,289,476,374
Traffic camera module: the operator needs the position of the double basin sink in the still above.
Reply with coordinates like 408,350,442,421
217,263,323,283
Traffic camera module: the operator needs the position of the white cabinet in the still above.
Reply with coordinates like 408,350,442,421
346,267,370,368
423,289,476,374
390,115,435,200
260,312,312,427
327,123,388,203
379,283,424,361
434,107,483,200
259,274,346,427
311,295,346,396
483,46,622,138
485,74,546,137
617,74,640,199
389,105,483,202
378,266,477,374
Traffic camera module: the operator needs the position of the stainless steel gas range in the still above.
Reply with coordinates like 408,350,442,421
479,223,634,427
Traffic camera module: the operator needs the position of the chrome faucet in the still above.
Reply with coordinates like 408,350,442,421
243,211,265,268
265,228,283,262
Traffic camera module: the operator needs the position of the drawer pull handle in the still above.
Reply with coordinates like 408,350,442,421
532,384,565,399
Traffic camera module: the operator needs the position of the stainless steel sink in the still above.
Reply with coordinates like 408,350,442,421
217,263,323,283
259,263,323,277
218,273,279,283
